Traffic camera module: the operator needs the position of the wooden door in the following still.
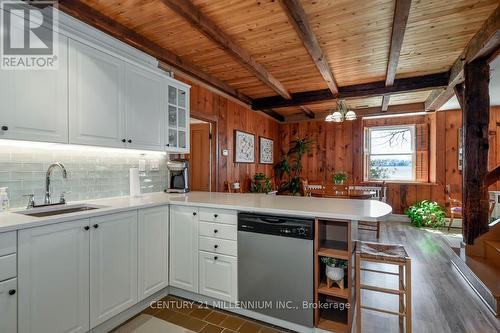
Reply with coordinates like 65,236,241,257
90,211,138,328
169,205,198,292
190,123,211,191
18,219,90,333
138,206,169,300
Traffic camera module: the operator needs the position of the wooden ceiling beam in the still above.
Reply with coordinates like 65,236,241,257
425,5,499,111
261,109,285,122
252,72,448,110
299,106,315,119
57,0,252,106
279,0,338,95
160,0,292,100
381,0,412,112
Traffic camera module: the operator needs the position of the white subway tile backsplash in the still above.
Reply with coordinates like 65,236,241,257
0,145,167,208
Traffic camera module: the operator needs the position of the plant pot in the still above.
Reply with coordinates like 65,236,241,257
334,180,345,185
325,265,345,289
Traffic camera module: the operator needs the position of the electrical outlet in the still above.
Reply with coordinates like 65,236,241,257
138,159,146,172
150,159,160,171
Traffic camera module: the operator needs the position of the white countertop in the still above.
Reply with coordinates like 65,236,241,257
0,191,392,233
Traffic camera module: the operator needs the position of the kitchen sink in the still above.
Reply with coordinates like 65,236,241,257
16,204,106,218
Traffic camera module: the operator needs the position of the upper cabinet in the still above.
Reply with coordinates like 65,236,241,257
0,35,68,143
166,82,190,153
69,39,125,148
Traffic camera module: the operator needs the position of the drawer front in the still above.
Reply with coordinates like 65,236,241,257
199,236,237,257
0,254,16,282
199,208,237,225
199,222,236,240
0,231,16,256
0,278,17,333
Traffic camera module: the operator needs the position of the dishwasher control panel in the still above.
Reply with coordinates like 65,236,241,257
238,213,314,239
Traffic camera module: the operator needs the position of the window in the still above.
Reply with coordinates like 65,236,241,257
364,125,416,181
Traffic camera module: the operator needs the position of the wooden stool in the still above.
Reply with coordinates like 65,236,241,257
355,241,411,333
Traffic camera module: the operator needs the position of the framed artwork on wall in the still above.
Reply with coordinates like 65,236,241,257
234,130,255,163
259,136,274,164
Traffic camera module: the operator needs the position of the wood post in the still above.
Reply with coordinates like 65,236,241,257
462,59,490,244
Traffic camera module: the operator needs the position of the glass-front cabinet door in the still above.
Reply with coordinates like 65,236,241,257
165,80,190,153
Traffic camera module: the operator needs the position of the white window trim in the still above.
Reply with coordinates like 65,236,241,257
364,125,416,181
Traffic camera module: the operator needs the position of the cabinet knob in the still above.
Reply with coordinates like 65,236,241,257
214,214,218,218
84,226,90,231
214,244,218,249
128,139,132,143
214,256,218,260
166,143,170,147
214,229,218,233
93,224,99,229
1,125,8,131
122,139,126,143
193,212,197,216
8,289,15,295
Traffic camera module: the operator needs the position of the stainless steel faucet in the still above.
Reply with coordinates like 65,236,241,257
45,162,68,205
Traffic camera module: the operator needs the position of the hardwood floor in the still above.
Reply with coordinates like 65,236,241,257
358,222,500,333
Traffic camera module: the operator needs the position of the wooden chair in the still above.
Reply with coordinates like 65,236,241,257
324,183,348,197
225,181,242,193
301,179,310,197
352,182,387,239
445,184,462,231
356,241,412,333
304,180,325,197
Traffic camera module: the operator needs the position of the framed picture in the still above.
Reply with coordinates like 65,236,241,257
234,130,255,163
259,136,274,164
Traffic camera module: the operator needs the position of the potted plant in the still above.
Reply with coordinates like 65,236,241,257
405,200,446,228
274,136,314,195
332,171,348,185
250,173,272,194
321,257,348,289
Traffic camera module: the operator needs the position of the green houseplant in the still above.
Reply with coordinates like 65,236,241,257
405,200,446,228
332,171,348,185
274,136,314,195
250,173,272,194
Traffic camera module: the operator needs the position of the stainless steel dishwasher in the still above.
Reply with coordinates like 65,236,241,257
238,212,314,327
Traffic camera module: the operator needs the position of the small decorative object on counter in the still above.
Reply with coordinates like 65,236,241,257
0,187,9,211
321,257,347,290
332,171,348,185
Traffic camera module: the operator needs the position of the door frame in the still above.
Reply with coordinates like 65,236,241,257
190,111,217,192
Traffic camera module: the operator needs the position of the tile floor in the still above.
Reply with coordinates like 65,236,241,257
116,296,289,333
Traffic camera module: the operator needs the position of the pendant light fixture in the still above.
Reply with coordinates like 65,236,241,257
325,99,357,122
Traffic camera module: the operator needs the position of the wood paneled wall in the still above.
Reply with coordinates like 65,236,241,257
278,107,500,214
179,77,280,192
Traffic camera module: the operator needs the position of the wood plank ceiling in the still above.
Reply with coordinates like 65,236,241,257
64,0,498,122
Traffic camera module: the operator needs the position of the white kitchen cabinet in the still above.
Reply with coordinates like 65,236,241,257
18,218,90,333
165,82,190,153
199,251,237,303
90,211,138,327
124,64,165,150
69,39,126,148
169,205,198,292
0,35,68,143
138,206,169,300
0,278,17,333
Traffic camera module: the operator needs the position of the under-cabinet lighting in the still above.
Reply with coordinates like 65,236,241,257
0,139,166,156
362,111,429,120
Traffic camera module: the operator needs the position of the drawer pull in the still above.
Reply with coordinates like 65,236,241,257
214,214,218,218
84,226,90,231
8,289,16,295
93,224,99,229
214,229,218,233
214,256,218,260
214,245,218,249
193,212,197,216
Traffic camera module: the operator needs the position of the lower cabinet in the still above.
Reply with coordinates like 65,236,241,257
169,205,199,292
0,278,17,333
199,251,237,303
18,218,90,333
138,206,169,300
90,211,138,327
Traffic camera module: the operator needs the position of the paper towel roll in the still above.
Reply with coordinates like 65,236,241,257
129,168,141,197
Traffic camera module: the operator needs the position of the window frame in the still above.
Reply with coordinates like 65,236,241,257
364,125,416,182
